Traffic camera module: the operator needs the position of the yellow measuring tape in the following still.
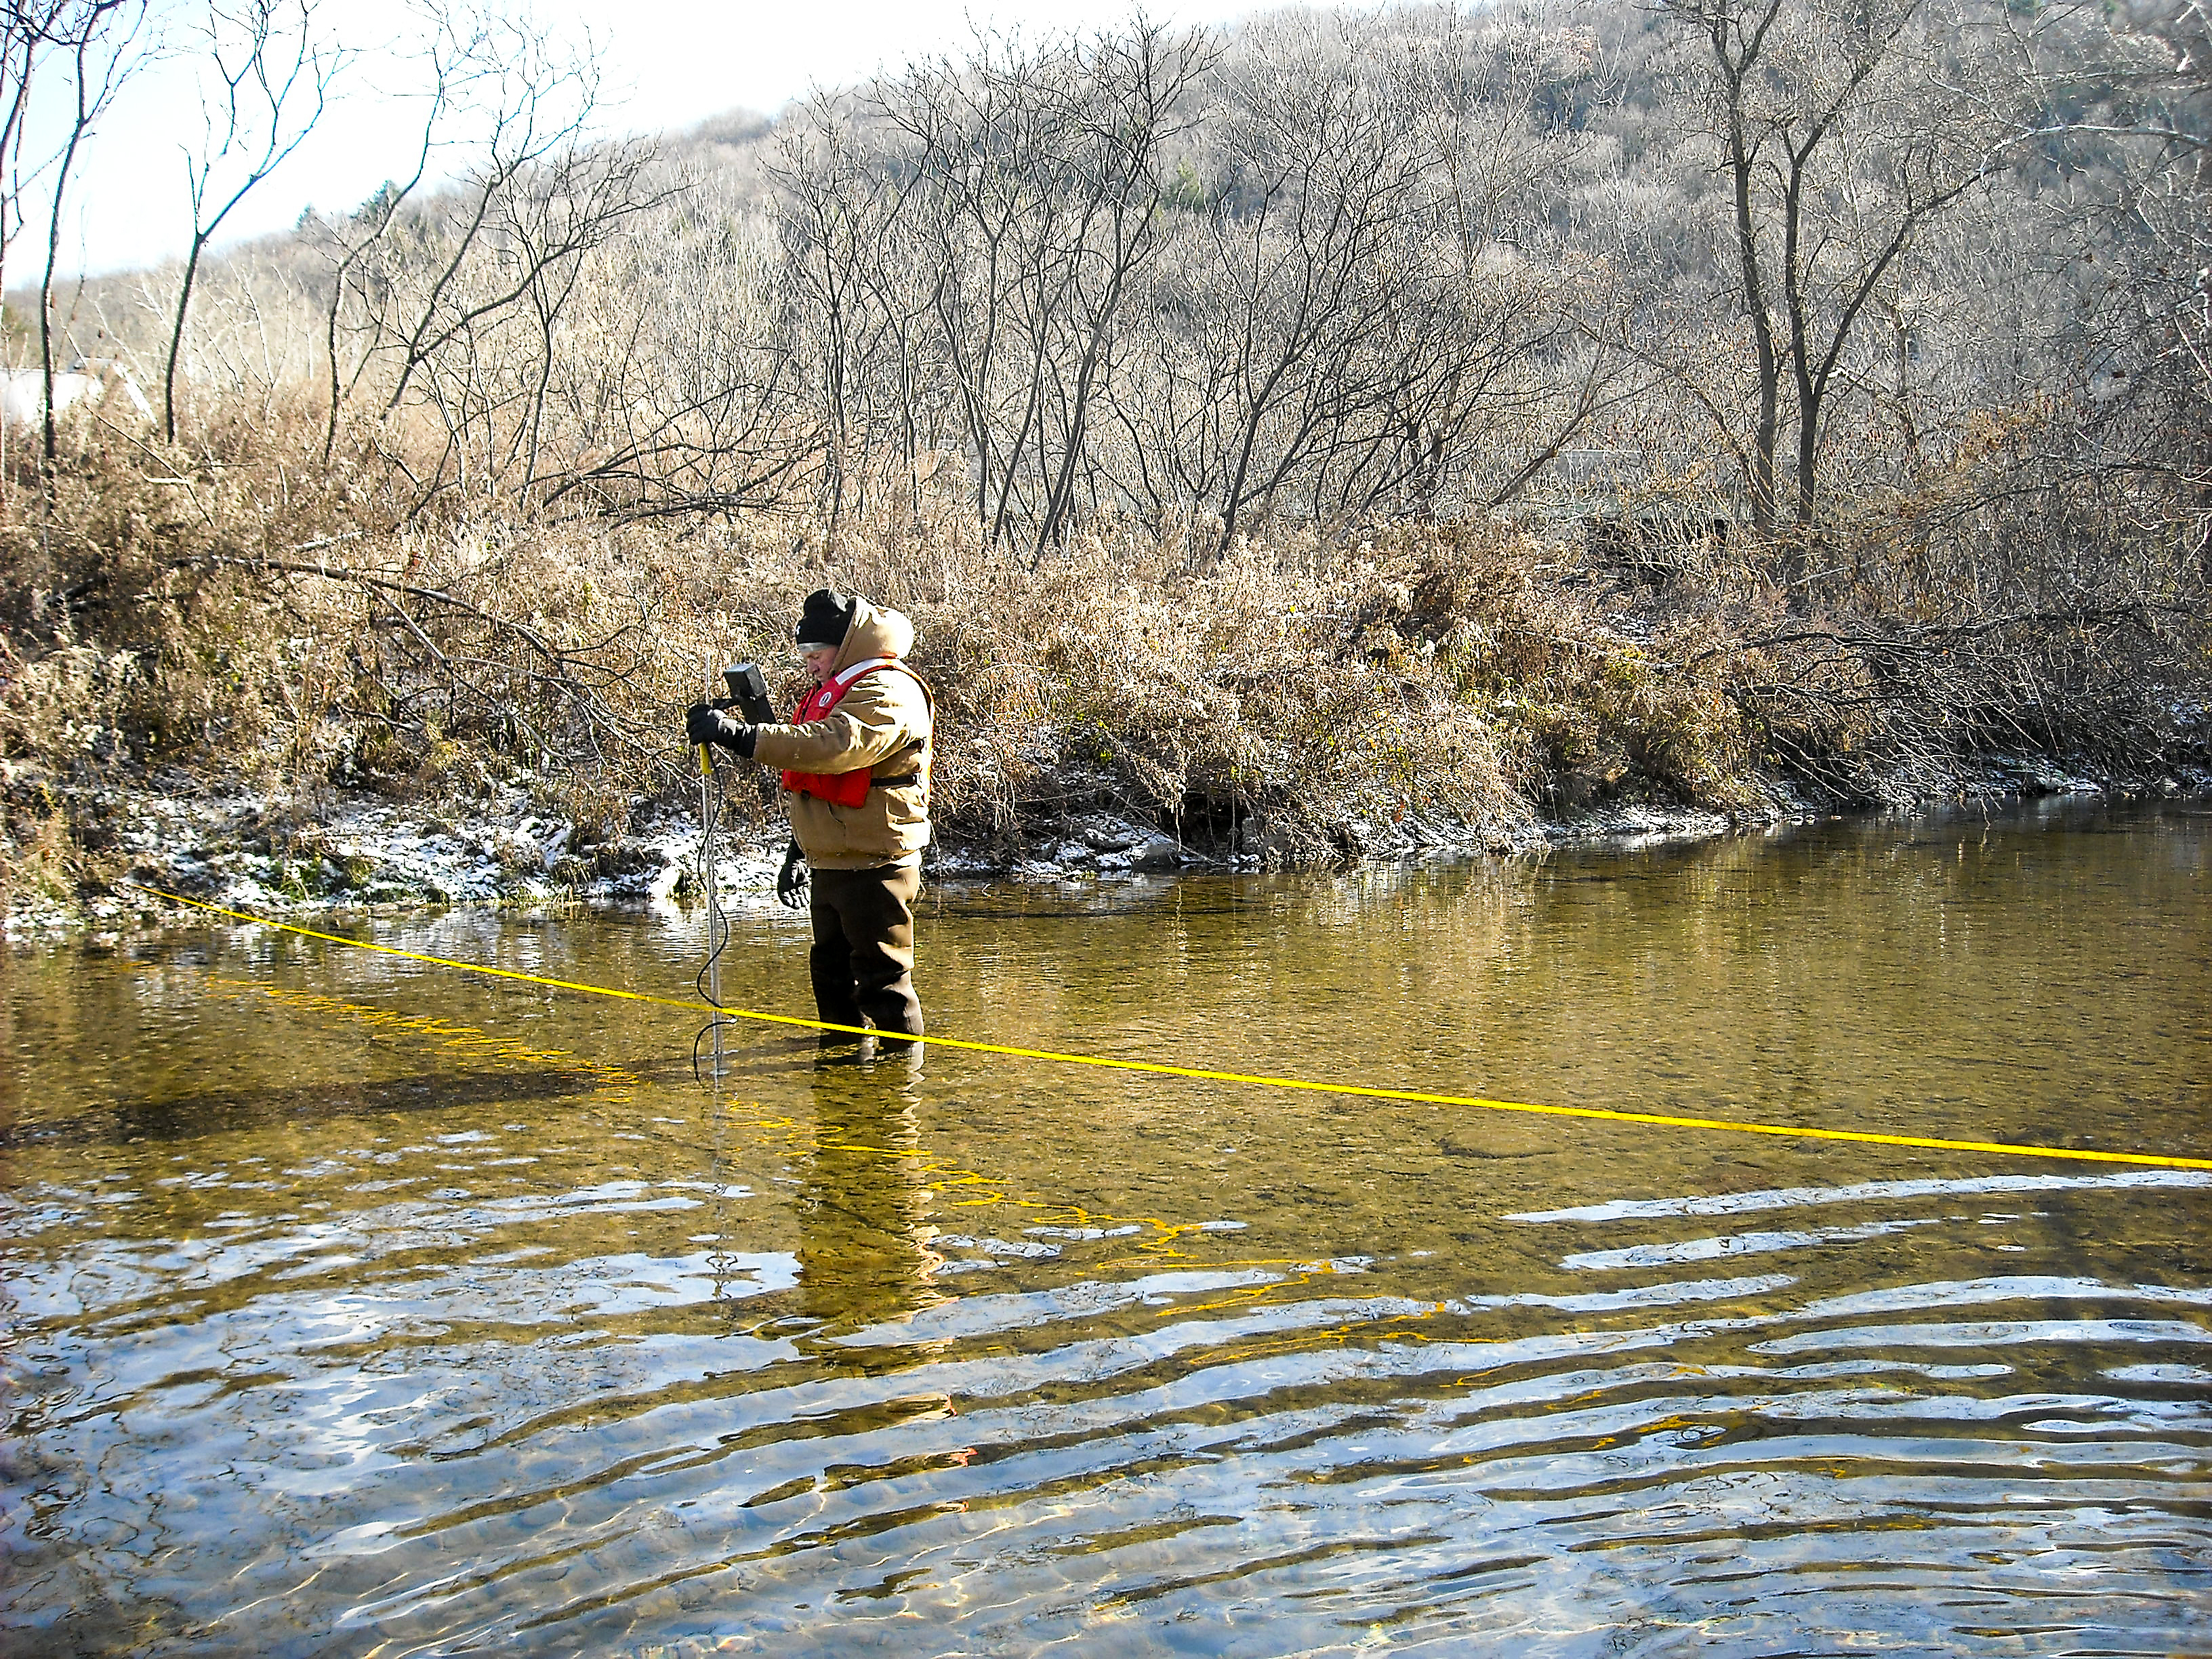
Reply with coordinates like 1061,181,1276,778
125,882,2212,1173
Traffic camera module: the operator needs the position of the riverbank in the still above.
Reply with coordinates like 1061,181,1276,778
7,426,2209,935
7,744,2201,938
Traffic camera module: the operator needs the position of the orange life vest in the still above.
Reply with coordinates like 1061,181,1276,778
780,657,909,808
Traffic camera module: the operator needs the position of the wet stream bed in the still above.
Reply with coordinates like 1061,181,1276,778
3,801,2208,1655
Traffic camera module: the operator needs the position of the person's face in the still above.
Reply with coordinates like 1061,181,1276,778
801,644,838,685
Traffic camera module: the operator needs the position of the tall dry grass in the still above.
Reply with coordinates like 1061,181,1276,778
2,393,2206,914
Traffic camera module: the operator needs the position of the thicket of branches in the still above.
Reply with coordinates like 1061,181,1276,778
1,0,2207,899
16,0,2194,535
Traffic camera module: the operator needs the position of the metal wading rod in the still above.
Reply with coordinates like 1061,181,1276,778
117,882,2212,1174
700,738,724,1080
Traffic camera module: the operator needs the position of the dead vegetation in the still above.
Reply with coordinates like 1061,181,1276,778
1,1,2207,916
2,394,2204,917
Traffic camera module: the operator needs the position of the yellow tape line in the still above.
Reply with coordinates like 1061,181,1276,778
125,883,2212,1172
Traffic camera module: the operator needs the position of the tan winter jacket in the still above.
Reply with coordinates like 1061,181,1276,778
749,599,933,870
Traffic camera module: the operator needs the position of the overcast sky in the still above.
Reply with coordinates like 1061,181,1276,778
30,0,1244,280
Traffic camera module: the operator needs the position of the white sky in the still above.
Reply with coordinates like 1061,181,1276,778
30,0,1246,280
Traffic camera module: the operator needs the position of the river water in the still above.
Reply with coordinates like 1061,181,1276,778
3,800,2208,1656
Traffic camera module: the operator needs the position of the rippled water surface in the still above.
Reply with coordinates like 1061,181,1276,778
4,801,2209,1656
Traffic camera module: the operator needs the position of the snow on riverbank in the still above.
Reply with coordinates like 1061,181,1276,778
4,753,2202,938
3,769,779,936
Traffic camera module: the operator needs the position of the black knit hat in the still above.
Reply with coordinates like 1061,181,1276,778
794,588,857,649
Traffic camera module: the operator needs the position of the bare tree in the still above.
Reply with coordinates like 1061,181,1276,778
811,20,1211,555
0,0,70,304
1097,5,1638,546
2090,0,2209,432
1200,20,1438,549
306,3,487,462
3,0,152,466
309,5,673,510
1658,0,2022,547
537,208,818,524
772,91,936,527
161,0,344,441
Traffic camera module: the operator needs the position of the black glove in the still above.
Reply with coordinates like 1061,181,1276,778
775,838,809,909
685,703,756,757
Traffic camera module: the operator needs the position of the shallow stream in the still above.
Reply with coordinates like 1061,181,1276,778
3,801,2209,1655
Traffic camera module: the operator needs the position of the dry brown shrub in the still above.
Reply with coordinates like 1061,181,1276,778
0,422,1778,888
6,369,2205,910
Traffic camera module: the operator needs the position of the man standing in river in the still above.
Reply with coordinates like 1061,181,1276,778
686,589,934,1042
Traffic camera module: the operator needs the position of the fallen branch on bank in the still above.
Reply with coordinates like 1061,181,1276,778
167,552,672,776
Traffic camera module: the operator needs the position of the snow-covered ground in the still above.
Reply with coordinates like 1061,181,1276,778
4,769,792,936
5,752,2203,937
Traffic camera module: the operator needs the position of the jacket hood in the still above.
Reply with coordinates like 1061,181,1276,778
833,597,914,670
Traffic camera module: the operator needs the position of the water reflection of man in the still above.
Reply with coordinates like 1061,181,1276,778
794,1059,945,1342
